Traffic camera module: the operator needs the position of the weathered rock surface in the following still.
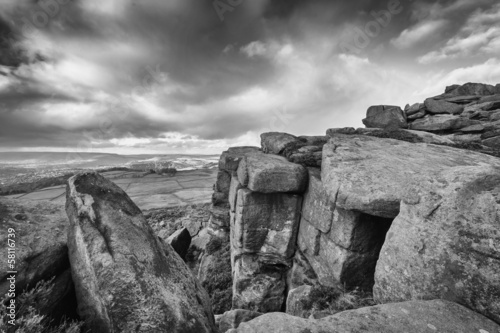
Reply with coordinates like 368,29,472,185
165,227,191,260
219,147,261,172
0,198,69,298
424,98,464,114
286,285,313,318
362,105,407,129
374,164,500,324
66,171,216,333
232,189,302,259
301,168,334,233
228,300,500,333
237,153,307,193
261,132,299,155
405,102,425,116
286,250,318,290
322,134,500,218
217,309,262,333
230,186,302,312
326,127,455,145
258,132,327,167
232,254,287,313
410,115,479,132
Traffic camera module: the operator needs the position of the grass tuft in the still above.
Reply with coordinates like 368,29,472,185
0,278,83,333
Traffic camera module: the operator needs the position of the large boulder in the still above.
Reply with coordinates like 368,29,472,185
321,134,500,218
362,105,407,129
424,98,464,114
0,199,69,298
228,300,500,333
374,164,500,323
65,172,216,333
237,153,308,193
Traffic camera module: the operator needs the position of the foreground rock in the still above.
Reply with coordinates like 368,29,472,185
228,300,500,333
374,164,500,323
66,172,216,333
0,198,69,299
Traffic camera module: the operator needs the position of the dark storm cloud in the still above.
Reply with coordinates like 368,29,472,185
0,0,499,152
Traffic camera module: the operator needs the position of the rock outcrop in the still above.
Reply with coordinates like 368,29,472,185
374,166,500,323
66,171,216,333
384,82,500,150
207,82,500,329
228,300,500,333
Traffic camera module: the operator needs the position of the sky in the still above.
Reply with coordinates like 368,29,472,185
0,0,499,154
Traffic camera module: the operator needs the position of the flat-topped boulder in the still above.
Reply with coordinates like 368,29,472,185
228,300,500,333
237,153,307,193
362,105,407,129
66,172,216,333
322,134,500,218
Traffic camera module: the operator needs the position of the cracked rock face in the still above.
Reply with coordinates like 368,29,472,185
374,166,500,324
65,172,216,333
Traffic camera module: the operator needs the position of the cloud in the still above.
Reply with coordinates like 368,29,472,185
0,0,499,154
418,3,500,63
391,19,448,49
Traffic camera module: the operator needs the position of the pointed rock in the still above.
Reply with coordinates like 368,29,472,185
65,172,216,333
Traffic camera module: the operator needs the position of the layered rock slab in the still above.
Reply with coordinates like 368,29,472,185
321,134,500,218
65,172,216,333
228,300,500,333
